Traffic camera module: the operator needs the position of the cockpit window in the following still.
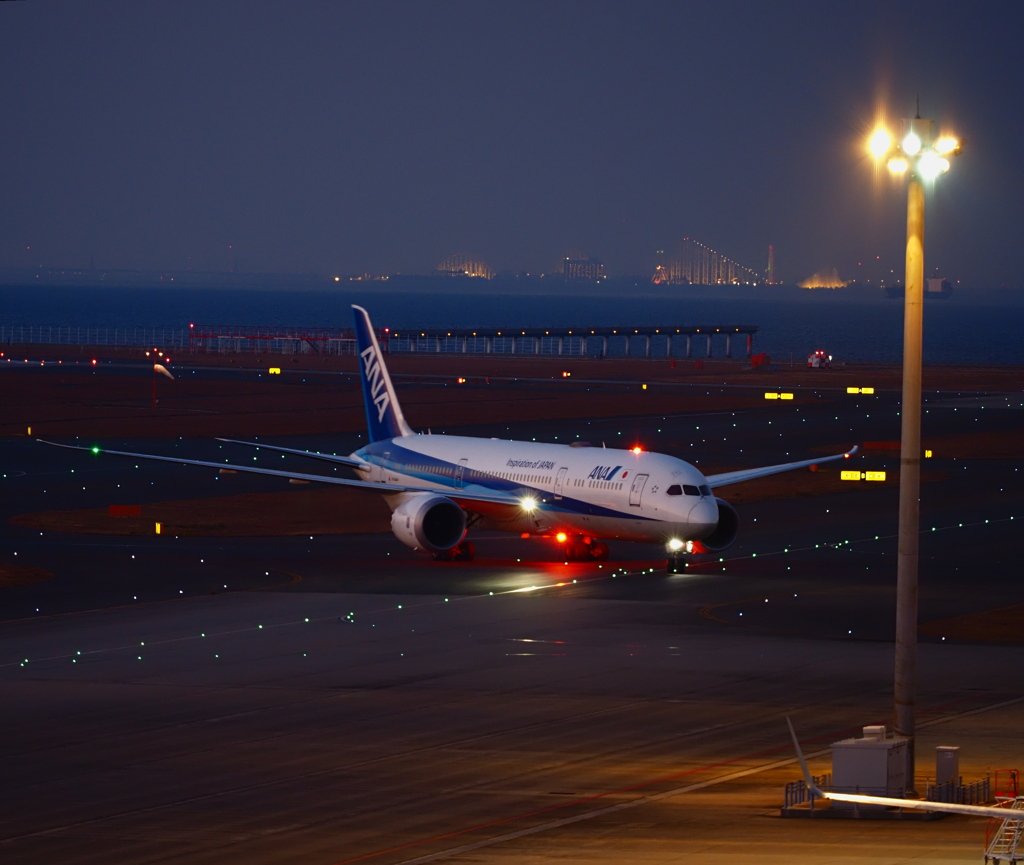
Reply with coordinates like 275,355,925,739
682,484,700,496
666,484,683,496
699,484,711,497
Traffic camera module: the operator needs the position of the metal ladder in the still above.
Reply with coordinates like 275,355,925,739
986,798,1024,863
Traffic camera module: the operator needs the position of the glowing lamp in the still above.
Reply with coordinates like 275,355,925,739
556,532,568,543
935,136,960,155
869,128,892,158
902,132,922,155
917,151,949,181
887,157,909,174
520,497,537,512
631,446,642,454
668,538,684,552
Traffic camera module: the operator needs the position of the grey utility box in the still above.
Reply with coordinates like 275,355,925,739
831,725,909,809
936,746,960,786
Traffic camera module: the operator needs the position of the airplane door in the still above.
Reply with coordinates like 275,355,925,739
375,452,390,483
629,473,649,507
455,458,468,489
554,467,568,499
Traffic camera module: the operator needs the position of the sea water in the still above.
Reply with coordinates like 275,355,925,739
1,285,1022,366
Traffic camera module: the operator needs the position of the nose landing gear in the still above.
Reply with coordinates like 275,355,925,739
666,539,701,574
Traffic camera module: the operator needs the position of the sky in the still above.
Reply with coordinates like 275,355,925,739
1,1,1021,287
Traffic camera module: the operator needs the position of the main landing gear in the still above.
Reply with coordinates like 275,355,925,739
562,538,609,562
432,541,475,562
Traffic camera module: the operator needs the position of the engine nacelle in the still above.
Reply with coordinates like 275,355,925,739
699,498,739,552
391,494,467,554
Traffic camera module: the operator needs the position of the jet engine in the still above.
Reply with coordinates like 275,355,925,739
699,498,739,552
391,494,467,554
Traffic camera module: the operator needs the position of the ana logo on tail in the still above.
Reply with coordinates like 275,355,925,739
360,345,391,423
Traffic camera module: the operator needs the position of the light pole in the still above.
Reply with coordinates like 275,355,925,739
869,113,960,793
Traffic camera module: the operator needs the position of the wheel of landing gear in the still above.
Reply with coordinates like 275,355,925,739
454,541,475,561
432,548,456,561
566,541,588,562
589,541,609,561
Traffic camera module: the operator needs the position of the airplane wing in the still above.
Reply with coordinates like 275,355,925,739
38,440,527,508
213,437,365,468
705,446,858,488
786,718,1024,820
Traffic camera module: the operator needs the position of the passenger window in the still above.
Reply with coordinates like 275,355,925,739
699,484,711,497
682,484,700,496
666,485,683,496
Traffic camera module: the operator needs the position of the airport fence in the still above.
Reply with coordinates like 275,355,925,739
1,325,190,348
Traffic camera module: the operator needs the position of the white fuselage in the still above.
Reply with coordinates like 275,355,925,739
353,434,719,544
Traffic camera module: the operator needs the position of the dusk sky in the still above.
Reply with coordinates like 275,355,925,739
1,1,1021,287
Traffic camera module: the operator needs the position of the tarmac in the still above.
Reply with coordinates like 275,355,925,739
2,355,1023,864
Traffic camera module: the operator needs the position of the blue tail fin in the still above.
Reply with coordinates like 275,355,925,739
352,305,414,442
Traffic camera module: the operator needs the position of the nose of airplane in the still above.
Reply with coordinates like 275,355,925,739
687,496,718,536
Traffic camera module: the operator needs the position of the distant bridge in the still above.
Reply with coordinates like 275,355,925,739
1,322,759,359
187,323,759,358
653,237,763,285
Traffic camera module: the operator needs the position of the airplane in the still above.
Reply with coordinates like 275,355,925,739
42,304,856,568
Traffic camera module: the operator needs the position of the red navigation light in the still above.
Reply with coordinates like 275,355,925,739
91,359,97,365
189,323,194,328
844,452,851,459
631,446,642,455
556,532,568,543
